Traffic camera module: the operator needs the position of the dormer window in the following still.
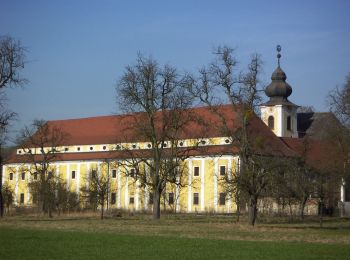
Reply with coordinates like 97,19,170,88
268,116,274,130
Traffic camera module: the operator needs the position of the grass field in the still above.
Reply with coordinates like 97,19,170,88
0,214,349,259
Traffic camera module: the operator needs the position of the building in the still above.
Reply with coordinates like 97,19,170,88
2,50,349,215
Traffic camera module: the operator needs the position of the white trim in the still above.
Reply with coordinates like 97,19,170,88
201,159,205,211
214,158,218,211
188,159,192,212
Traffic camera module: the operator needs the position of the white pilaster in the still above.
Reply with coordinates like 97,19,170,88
125,175,129,207
214,158,218,212
15,166,19,205
188,159,192,212
176,174,180,212
201,158,205,211
2,166,5,185
341,178,345,203
144,165,149,211
117,166,121,208
27,168,31,204
136,179,139,211
77,163,80,200
66,164,70,191
227,158,232,213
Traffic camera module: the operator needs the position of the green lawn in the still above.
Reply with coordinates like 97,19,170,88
0,214,349,259
0,227,349,259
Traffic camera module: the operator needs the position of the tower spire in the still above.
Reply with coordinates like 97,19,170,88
276,45,281,67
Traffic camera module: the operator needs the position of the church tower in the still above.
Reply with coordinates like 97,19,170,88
260,46,298,138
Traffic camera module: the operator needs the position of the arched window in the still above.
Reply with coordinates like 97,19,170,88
287,116,292,131
268,116,274,129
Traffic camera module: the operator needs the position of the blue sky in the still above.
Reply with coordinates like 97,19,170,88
1,0,350,138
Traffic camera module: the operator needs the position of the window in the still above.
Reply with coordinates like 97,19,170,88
91,170,97,178
179,141,184,147
111,193,116,205
21,172,25,181
34,172,38,180
20,193,24,204
71,170,76,179
168,193,174,205
193,193,199,205
90,146,93,151
287,116,292,131
149,193,153,204
219,193,226,206
130,168,135,178
225,139,230,144
116,144,121,150
194,166,200,177
268,116,274,129
132,144,137,149
200,140,206,145
220,166,226,176
65,147,69,152
112,169,117,178
147,143,152,148
77,147,81,151
129,197,134,204
103,146,106,150
9,172,13,181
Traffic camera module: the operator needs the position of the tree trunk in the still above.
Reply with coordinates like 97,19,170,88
288,200,293,222
153,190,161,220
235,191,240,223
300,196,308,221
319,199,323,228
101,204,104,220
248,197,258,226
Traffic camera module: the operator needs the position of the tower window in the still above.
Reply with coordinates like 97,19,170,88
268,116,274,130
287,116,292,131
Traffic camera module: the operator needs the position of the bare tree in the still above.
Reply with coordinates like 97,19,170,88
80,167,112,219
116,54,196,220
0,35,27,218
1,182,13,215
188,46,278,225
329,74,350,128
17,120,68,217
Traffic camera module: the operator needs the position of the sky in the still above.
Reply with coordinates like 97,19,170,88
1,0,350,141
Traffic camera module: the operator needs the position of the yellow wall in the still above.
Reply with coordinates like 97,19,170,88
2,155,239,213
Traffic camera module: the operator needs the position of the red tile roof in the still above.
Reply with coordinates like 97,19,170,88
281,137,343,172
7,105,296,163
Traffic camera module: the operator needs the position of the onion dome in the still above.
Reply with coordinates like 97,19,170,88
265,67,292,98
263,45,297,106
